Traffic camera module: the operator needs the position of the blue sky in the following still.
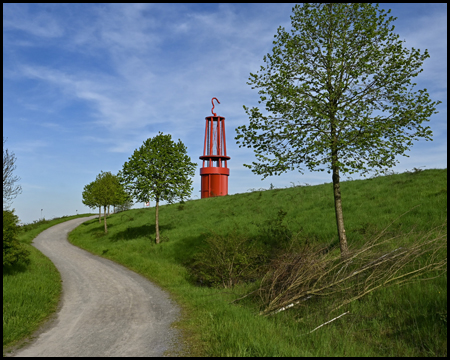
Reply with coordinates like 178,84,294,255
3,3,447,225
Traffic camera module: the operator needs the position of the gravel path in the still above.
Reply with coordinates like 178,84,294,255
12,216,181,357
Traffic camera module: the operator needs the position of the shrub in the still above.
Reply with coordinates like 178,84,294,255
3,210,30,267
190,230,267,288
259,208,293,249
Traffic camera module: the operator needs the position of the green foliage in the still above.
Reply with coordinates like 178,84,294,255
121,132,197,204
3,245,61,350
115,197,134,213
18,213,95,245
189,230,268,288
121,132,196,243
236,3,441,178
93,171,121,208
83,171,129,232
83,173,130,211
3,210,30,268
236,3,442,258
20,217,52,233
113,171,133,210
259,208,293,249
82,181,99,210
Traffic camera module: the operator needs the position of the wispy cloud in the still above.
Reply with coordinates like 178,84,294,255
9,4,293,155
13,139,49,154
3,3,64,38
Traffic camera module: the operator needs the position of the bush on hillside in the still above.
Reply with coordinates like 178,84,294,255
190,230,268,288
259,209,293,249
19,217,51,233
3,210,30,268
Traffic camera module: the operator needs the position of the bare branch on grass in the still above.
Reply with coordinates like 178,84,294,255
255,219,447,316
308,311,350,334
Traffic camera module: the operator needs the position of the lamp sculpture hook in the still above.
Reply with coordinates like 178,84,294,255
211,97,220,116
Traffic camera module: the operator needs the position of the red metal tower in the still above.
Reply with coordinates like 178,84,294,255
200,98,230,198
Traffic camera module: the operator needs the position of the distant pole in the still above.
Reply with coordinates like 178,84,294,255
41,209,43,220
76,210,78,215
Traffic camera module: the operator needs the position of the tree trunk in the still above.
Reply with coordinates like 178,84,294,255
99,206,101,223
327,37,348,258
155,198,160,244
104,205,107,234
332,163,348,258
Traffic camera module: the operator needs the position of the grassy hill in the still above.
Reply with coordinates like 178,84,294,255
67,168,447,356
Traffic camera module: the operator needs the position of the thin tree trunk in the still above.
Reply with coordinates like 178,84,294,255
326,15,348,258
99,206,101,223
155,198,160,244
332,162,348,258
104,205,107,234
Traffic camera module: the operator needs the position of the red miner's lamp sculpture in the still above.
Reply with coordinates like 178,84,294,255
200,98,230,198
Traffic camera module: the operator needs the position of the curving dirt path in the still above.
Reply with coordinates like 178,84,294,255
12,215,181,357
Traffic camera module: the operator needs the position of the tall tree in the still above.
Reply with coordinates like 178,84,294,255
3,137,22,210
235,3,441,257
121,132,196,244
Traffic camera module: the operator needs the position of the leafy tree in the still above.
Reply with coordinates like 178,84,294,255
121,132,196,244
92,171,122,234
3,209,30,268
83,173,131,226
112,172,133,214
235,3,441,257
82,181,102,223
115,197,134,213
3,137,22,210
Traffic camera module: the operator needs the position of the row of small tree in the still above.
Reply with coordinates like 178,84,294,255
82,171,131,234
83,132,196,242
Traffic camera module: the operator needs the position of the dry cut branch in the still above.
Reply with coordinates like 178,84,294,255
256,221,447,316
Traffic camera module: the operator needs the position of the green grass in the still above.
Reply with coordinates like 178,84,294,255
3,213,95,353
17,213,97,245
67,169,447,356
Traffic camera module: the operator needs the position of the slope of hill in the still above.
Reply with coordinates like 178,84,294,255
68,169,447,357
